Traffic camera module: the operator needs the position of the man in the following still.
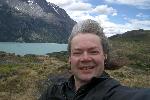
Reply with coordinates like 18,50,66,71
39,19,150,100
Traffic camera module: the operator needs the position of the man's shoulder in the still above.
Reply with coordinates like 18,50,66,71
102,79,150,100
38,73,70,100
89,78,150,100
102,78,150,94
47,72,70,86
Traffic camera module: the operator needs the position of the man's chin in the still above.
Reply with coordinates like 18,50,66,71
79,75,94,82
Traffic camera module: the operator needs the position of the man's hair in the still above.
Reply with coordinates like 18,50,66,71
68,19,110,56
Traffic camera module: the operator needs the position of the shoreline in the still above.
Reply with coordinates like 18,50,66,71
0,50,68,56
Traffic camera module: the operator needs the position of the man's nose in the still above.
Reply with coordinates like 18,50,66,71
80,52,92,61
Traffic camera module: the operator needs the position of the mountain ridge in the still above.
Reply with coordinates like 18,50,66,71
109,29,150,42
0,0,76,43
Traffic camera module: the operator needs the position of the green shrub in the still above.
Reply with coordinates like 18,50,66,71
0,64,20,74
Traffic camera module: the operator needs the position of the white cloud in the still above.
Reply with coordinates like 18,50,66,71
65,2,92,11
46,0,93,21
92,15,150,37
129,19,150,29
93,15,130,36
104,19,150,37
136,13,143,17
136,13,150,19
67,11,94,22
105,0,150,9
92,5,117,16
46,0,117,19
46,0,150,37
46,0,73,7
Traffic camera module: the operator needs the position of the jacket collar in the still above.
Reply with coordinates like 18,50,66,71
67,71,110,92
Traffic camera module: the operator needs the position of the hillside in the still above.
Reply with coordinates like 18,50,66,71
0,0,76,43
109,29,150,70
0,51,149,100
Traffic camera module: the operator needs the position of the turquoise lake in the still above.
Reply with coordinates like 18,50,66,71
0,42,67,55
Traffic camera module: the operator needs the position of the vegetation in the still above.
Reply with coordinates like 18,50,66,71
0,30,150,100
109,30,150,70
0,52,69,100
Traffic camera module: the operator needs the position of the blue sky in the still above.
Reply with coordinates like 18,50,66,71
46,0,150,37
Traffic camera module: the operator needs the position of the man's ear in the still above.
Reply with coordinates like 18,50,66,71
68,56,71,64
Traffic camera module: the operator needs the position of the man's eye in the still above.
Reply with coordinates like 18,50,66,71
89,51,99,54
72,52,82,55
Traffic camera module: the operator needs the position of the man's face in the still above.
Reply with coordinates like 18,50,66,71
69,33,105,82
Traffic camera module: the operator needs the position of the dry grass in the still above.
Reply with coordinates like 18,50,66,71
0,51,149,100
106,66,150,88
0,56,68,100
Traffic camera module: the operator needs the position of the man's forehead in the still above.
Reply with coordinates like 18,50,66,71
73,33,100,38
73,46,99,50
72,34,101,42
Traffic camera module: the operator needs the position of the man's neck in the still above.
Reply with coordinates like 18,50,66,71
74,77,90,91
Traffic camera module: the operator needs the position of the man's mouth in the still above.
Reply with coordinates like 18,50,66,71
78,62,96,71
79,66,95,70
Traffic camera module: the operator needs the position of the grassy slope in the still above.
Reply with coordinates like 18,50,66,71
109,30,150,70
0,54,69,100
107,30,150,87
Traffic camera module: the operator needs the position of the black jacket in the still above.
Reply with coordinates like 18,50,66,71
39,72,150,100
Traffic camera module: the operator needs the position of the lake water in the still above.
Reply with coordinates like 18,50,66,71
0,42,67,55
